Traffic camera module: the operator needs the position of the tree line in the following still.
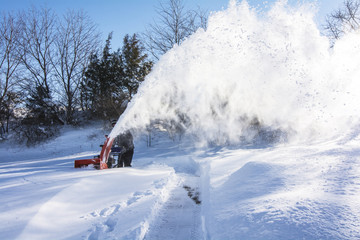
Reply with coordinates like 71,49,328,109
0,7,153,145
0,0,206,145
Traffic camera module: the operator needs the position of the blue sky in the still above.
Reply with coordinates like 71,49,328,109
0,0,344,49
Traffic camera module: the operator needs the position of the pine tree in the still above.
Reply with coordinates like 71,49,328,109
81,33,125,119
122,34,153,98
18,85,62,146
24,85,62,125
81,33,152,120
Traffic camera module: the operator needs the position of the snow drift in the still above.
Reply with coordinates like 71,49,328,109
110,0,360,145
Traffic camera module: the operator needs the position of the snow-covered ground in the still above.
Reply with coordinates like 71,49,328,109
1,123,360,240
3,1,360,239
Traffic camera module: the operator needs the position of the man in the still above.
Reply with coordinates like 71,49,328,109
111,120,134,167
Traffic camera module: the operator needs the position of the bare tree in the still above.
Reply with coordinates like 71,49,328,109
19,6,57,95
0,12,23,131
187,6,208,33
325,0,360,44
143,0,208,60
52,10,100,124
19,6,66,129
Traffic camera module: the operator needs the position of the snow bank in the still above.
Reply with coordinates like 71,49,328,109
0,125,180,240
200,138,360,239
16,167,177,240
111,0,360,145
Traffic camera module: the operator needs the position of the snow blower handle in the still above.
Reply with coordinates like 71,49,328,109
74,135,114,170
99,136,115,169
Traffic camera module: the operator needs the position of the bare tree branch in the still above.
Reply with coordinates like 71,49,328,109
324,0,360,45
0,12,22,111
142,0,208,60
19,6,57,94
52,10,100,123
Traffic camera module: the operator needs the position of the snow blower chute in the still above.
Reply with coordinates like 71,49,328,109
74,136,114,170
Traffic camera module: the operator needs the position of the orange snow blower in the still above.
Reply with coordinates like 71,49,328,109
74,136,114,170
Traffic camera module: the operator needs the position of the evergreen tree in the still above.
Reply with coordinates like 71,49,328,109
25,85,60,124
18,85,62,146
81,33,152,120
80,53,99,113
122,34,153,98
81,33,125,119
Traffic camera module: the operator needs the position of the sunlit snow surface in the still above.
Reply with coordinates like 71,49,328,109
1,123,360,239
2,0,360,239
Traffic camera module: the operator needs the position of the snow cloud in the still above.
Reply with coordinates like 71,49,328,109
111,0,360,145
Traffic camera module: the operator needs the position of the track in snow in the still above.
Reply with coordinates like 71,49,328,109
144,174,203,240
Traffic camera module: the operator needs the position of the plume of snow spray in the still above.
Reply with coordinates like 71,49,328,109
110,0,360,146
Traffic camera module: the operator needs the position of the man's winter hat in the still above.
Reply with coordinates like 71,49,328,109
111,119,117,125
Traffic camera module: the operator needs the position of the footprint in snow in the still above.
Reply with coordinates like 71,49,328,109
105,217,117,232
100,207,109,216
127,190,153,205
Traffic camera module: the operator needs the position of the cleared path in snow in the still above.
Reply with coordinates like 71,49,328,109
144,174,203,240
